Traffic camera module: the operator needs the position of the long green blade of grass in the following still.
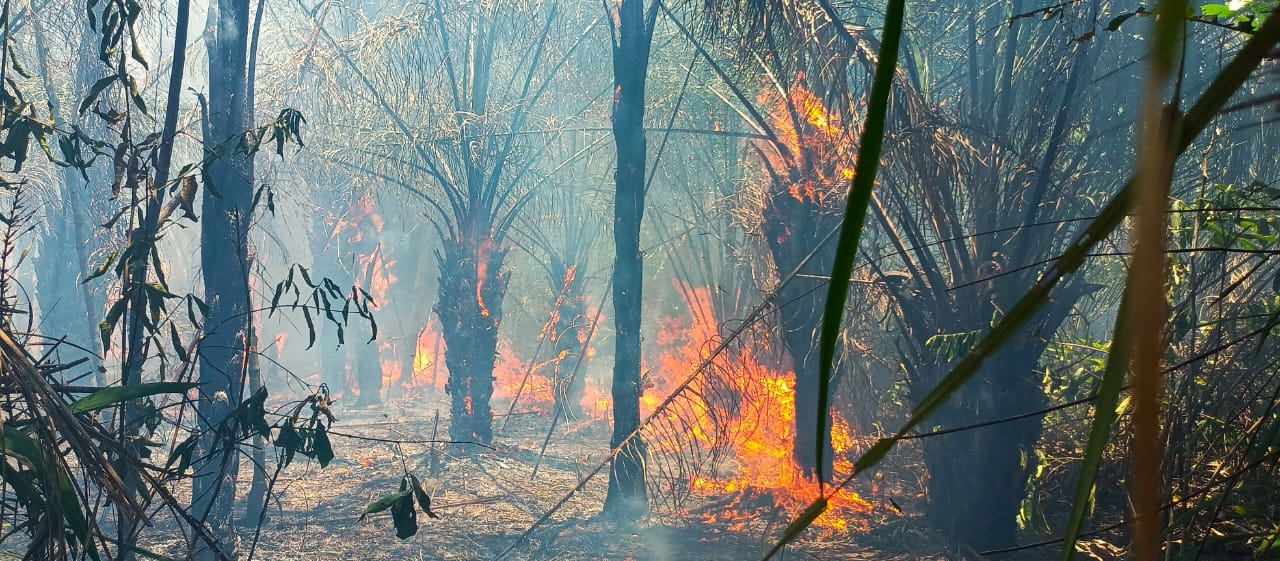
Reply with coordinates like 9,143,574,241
1060,285,1133,561
814,0,905,486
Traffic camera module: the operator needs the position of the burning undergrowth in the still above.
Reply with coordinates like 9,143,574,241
641,281,876,534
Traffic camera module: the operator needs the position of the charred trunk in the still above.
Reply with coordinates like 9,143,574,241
603,0,653,521
762,188,838,481
195,0,251,557
919,339,1046,551
436,234,508,446
913,277,1094,550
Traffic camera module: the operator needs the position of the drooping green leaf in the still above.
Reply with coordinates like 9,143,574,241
71,382,198,414
360,490,413,517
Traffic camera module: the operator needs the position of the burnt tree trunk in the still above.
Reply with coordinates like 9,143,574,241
603,0,654,521
195,0,251,557
762,190,838,481
914,273,1092,551
436,233,508,445
918,338,1046,550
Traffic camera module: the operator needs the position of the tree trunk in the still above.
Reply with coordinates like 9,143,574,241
761,188,838,481
603,0,653,521
919,339,1047,551
195,0,252,557
436,233,508,445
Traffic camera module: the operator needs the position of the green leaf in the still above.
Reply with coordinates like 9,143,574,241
409,474,441,519
814,0,905,484
360,490,413,518
1061,285,1133,561
78,75,119,115
71,382,198,414
1201,3,1236,18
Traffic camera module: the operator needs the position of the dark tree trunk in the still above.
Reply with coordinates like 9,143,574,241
195,0,251,557
919,340,1047,551
761,190,838,481
913,276,1091,551
436,232,508,445
603,0,654,521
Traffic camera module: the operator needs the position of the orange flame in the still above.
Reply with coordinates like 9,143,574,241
476,237,499,318
756,78,857,206
648,281,873,532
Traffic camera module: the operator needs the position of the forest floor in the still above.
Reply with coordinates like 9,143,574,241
164,392,958,561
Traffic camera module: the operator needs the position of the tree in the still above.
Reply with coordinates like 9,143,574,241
510,156,606,421
602,0,661,521
194,0,254,556
866,3,1113,548
298,1,599,445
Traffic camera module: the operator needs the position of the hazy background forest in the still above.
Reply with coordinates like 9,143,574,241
2,0,1279,560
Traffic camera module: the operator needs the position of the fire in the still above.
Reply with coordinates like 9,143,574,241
647,281,873,533
492,342,557,412
756,77,857,206
411,322,447,393
476,237,499,319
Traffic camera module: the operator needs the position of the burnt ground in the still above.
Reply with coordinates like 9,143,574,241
147,392,953,561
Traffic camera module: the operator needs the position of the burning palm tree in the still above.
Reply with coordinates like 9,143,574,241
298,2,603,445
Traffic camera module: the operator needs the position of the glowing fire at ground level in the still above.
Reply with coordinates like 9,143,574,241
280,278,877,534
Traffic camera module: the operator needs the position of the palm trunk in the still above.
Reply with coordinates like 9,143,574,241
761,190,838,480
436,233,508,445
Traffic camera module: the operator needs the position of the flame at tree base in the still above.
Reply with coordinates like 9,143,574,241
649,282,874,534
